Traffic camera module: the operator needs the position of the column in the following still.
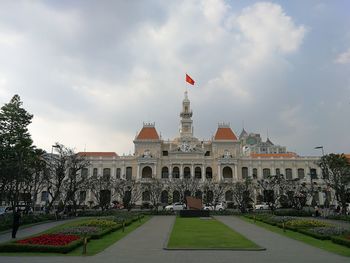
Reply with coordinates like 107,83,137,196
136,164,140,180
180,163,183,179
218,164,221,181
154,163,157,178
191,163,194,179
234,165,238,181
169,163,173,180
202,164,205,182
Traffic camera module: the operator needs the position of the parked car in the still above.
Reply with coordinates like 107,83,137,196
0,206,12,216
203,202,226,211
255,202,269,210
165,203,186,211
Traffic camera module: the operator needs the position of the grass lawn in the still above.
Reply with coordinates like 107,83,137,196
167,217,261,250
0,216,150,256
241,216,350,257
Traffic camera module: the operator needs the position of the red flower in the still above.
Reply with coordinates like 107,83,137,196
17,234,80,246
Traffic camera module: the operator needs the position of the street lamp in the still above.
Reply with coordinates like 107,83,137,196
314,146,324,156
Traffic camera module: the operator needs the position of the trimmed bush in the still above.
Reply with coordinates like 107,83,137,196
0,214,57,232
331,235,350,248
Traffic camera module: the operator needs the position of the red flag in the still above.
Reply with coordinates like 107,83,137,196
185,74,195,85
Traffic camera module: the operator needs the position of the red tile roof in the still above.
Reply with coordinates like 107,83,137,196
77,152,118,157
214,127,237,141
250,153,298,158
136,126,160,140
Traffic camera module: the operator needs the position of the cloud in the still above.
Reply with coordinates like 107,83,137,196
0,0,322,155
334,48,350,64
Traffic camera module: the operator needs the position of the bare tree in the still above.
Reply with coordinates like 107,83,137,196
319,153,350,214
61,152,90,213
203,179,227,207
230,178,254,213
87,173,113,210
143,178,164,211
122,180,142,211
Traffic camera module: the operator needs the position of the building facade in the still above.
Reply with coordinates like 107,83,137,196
38,91,326,208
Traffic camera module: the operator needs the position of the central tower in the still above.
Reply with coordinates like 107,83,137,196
179,91,193,138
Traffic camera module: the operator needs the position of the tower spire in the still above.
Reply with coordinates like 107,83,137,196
179,91,193,138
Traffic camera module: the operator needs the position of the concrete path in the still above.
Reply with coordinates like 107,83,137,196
0,216,349,263
0,218,84,244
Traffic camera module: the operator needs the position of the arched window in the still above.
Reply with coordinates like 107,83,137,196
142,166,152,179
81,168,88,180
103,168,111,181
184,167,191,179
242,167,248,179
116,168,121,179
142,191,150,202
285,168,293,180
297,168,305,179
126,167,132,180
195,167,201,179
93,168,98,177
263,168,270,178
161,167,169,179
276,168,280,175
252,168,258,179
161,191,169,204
206,167,212,179
225,190,233,202
310,168,318,179
172,167,180,178
222,166,233,179
172,191,180,203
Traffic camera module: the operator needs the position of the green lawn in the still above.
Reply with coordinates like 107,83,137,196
0,216,150,256
167,217,261,250
241,216,350,257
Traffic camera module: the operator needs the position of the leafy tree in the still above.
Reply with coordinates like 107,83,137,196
0,95,34,215
319,154,350,214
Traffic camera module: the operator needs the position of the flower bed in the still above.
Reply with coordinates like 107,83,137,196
17,234,80,246
0,234,83,253
285,219,330,228
79,219,118,228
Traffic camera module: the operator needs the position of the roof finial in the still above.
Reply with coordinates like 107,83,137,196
184,90,188,100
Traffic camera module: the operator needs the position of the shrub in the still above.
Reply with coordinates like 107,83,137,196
331,235,350,248
309,226,349,237
0,238,83,253
270,216,296,224
79,219,117,228
285,219,330,228
273,209,312,217
58,226,102,236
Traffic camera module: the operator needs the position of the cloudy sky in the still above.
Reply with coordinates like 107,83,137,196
0,0,349,156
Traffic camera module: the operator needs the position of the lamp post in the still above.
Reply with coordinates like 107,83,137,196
314,146,324,156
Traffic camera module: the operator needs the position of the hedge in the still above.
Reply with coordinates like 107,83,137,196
331,236,350,248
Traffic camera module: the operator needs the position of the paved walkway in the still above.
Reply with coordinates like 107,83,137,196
0,218,84,244
0,216,349,263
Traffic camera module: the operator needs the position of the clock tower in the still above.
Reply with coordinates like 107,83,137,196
179,91,193,138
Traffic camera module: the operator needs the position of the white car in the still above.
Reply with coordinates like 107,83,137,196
0,206,11,215
203,203,225,211
255,203,269,210
165,203,186,211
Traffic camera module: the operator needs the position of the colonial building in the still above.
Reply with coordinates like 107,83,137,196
43,91,327,208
